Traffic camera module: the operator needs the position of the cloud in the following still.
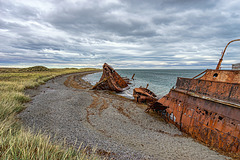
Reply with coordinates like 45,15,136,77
0,0,240,68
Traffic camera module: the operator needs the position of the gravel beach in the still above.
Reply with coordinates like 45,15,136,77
18,71,230,160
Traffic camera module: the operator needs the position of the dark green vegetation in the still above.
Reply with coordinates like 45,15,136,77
19,66,50,72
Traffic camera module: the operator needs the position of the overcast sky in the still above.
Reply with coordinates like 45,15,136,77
0,0,240,69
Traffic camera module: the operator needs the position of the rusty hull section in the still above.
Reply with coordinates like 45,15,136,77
133,87,158,104
92,63,129,92
157,69,240,153
199,69,240,83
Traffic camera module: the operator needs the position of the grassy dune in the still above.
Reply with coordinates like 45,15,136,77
0,66,101,160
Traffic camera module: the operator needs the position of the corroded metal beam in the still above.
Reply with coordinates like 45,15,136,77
216,39,240,70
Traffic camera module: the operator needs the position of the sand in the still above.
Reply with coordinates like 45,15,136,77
18,71,231,160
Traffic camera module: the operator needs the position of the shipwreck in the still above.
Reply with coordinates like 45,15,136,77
92,63,130,92
149,39,240,153
133,84,158,104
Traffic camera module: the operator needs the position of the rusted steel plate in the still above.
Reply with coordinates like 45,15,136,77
176,77,240,105
174,88,240,109
199,70,240,83
157,89,240,153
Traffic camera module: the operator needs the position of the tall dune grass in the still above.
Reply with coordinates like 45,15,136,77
0,67,101,160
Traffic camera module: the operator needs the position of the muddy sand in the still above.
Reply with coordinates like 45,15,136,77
18,71,230,160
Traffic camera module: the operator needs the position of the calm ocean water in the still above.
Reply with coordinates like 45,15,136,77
83,69,203,99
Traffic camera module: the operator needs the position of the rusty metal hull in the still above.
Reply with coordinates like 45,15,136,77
156,69,240,153
92,63,129,92
133,88,157,103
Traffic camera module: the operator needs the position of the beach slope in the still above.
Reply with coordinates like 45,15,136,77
18,71,230,159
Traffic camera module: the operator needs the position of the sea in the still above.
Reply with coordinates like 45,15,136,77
83,69,204,99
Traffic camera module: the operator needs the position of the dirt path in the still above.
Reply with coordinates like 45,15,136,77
18,71,230,160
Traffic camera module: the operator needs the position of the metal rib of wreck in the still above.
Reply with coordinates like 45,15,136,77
92,63,130,92
150,39,240,153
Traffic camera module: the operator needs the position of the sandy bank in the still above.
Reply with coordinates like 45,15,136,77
18,71,230,160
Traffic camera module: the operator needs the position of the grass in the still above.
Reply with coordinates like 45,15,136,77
0,66,101,160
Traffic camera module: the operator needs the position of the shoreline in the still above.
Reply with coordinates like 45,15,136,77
18,71,230,159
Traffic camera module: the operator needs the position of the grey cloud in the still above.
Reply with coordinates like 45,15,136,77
125,0,217,11
46,2,157,38
0,0,240,68
0,1,40,21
